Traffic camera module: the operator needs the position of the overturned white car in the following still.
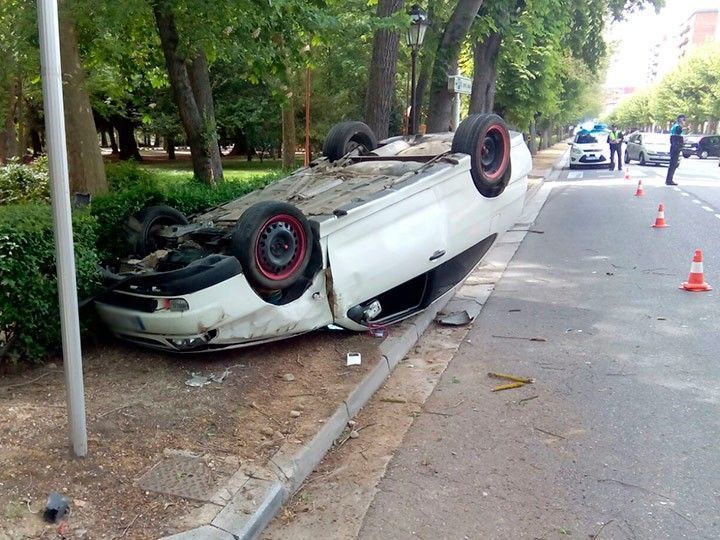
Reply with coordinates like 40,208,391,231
94,114,532,352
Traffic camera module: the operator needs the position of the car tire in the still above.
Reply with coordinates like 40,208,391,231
624,151,630,164
683,152,691,159
230,201,313,290
126,205,189,257
452,113,512,198
700,150,709,159
323,121,378,162
639,152,646,166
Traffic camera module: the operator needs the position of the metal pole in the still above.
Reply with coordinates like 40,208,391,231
304,67,311,167
410,47,418,135
37,0,88,457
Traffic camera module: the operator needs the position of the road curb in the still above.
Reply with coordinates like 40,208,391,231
160,169,557,540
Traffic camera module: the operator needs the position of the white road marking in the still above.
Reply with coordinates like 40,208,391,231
681,192,690,197
567,172,583,179
702,206,714,212
692,199,701,204
673,187,681,192
715,214,720,220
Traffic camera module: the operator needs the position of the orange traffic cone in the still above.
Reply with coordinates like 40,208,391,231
680,250,712,292
634,179,644,196
652,203,668,228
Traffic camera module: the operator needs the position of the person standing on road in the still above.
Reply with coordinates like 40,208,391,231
666,114,686,186
608,124,623,171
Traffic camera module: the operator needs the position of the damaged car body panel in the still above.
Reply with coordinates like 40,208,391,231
94,115,532,352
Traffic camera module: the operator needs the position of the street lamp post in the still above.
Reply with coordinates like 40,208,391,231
406,4,429,135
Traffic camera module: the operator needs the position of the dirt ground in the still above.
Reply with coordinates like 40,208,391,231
0,329,384,539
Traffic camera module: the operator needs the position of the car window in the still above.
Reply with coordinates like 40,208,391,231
643,133,669,145
575,132,602,144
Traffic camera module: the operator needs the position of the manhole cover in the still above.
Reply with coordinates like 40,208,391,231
138,455,223,502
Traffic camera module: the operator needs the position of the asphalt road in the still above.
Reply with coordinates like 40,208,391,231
357,158,720,539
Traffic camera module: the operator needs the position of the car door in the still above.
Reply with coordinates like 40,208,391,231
326,186,448,324
711,136,720,157
627,134,638,159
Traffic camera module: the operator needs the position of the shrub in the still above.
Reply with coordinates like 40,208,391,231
0,204,100,364
105,160,157,192
0,157,50,205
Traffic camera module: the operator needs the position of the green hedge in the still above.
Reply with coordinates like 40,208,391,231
0,205,101,364
0,157,50,205
91,173,278,260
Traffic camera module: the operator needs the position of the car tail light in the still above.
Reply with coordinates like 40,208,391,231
158,298,190,312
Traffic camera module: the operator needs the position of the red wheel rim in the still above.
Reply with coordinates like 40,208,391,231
479,124,510,182
254,214,307,281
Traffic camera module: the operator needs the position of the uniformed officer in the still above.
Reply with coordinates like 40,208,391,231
665,114,686,186
608,124,623,171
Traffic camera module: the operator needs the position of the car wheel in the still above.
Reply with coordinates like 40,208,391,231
639,152,646,166
624,151,630,164
126,205,189,257
230,201,313,290
452,113,511,198
323,121,378,162
700,150,709,159
682,152,691,159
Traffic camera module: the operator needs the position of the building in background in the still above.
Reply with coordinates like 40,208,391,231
647,33,678,85
679,8,719,57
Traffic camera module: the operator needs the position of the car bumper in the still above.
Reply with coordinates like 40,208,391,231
645,154,671,163
570,154,609,166
95,272,334,352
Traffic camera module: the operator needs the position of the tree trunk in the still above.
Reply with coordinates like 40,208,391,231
152,0,223,185
114,116,142,161
364,0,405,140
528,121,537,155
166,134,176,160
1,77,20,163
108,128,119,155
282,96,296,169
58,1,107,194
426,0,485,132
469,31,501,115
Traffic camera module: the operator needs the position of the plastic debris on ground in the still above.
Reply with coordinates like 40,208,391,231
43,491,70,523
185,368,231,388
346,352,362,366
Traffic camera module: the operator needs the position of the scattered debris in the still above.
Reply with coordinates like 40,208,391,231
488,372,534,384
346,352,362,366
437,310,472,326
534,427,566,440
606,272,614,276
518,395,539,404
367,325,387,338
349,430,359,439
508,309,522,313
261,426,275,436
491,334,547,342
43,492,70,523
290,410,301,418
492,382,525,392
348,420,356,427
185,368,230,387
657,316,667,321
251,401,284,427
281,373,296,382
452,376,460,384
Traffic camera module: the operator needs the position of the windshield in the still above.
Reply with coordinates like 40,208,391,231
575,132,606,144
644,134,669,145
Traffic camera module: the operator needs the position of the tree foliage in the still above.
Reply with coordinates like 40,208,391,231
606,43,720,132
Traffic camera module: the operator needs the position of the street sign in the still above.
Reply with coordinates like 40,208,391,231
448,75,472,95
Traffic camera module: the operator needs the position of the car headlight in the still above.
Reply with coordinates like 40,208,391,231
157,298,190,312
571,147,583,156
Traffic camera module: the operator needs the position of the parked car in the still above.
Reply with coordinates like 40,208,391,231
568,130,610,169
624,132,671,166
93,114,532,352
682,135,720,159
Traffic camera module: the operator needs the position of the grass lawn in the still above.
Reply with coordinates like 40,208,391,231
139,157,303,185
